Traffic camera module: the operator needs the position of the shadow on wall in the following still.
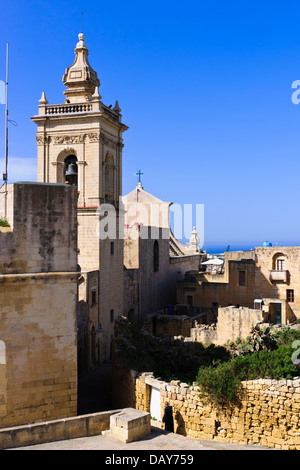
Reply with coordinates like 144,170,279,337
175,410,186,436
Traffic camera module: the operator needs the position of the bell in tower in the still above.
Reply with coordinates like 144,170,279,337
64,155,78,186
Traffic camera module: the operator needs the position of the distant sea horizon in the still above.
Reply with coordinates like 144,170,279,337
178,239,300,254
204,243,300,254
204,244,256,254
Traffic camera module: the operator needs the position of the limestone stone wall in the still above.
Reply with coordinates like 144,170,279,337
146,315,192,338
78,270,100,373
122,372,300,450
255,247,300,321
78,209,124,364
168,254,201,305
190,326,218,344
78,209,101,272
123,226,172,323
216,306,268,345
124,226,140,270
123,268,139,322
0,183,79,428
123,225,202,325
99,230,124,362
0,410,116,450
177,257,256,310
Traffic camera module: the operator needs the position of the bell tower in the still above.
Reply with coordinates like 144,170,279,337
31,33,128,362
32,32,128,211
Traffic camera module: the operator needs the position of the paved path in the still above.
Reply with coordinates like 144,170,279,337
12,426,272,451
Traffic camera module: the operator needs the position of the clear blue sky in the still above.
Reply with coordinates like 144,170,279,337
1,0,300,251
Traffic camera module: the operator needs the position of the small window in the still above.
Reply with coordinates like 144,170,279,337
110,242,114,255
91,289,97,306
153,240,159,272
110,309,114,323
277,259,285,271
187,295,193,307
254,299,263,310
239,270,246,286
287,289,294,302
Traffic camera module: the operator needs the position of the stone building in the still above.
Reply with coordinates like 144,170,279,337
123,181,204,324
0,182,78,428
30,31,202,370
177,246,300,332
31,32,128,368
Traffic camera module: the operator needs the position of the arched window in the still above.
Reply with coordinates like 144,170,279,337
272,252,286,271
63,154,78,186
91,326,96,366
128,308,135,323
104,153,114,200
153,240,159,272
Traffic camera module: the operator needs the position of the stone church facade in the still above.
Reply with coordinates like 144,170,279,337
123,181,204,324
31,32,203,373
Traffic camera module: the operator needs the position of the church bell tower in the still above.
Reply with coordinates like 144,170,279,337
31,32,128,213
31,32,128,362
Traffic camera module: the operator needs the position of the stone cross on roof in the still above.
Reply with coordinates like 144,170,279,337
136,170,143,184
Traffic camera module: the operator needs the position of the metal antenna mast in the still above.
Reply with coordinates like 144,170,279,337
3,43,9,218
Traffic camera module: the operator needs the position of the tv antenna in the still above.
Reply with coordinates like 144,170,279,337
1,44,18,218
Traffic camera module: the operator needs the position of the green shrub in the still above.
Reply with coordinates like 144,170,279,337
197,361,242,405
197,345,300,405
0,217,10,227
273,326,300,348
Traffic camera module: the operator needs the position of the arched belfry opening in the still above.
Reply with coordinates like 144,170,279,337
64,154,78,186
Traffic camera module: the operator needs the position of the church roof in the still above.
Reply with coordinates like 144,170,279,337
123,183,199,256
123,182,171,206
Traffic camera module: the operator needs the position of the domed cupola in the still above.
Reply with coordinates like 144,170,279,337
62,33,100,103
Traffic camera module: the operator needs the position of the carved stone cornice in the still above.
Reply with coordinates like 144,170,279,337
36,135,51,145
52,134,86,145
87,132,100,142
100,132,123,149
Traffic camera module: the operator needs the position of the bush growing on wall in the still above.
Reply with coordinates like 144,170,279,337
197,330,300,405
114,317,300,404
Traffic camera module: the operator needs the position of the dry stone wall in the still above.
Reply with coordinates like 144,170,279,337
118,371,300,450
146,315,192,338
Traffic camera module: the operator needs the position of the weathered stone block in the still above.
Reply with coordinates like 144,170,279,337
109,408,150,443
